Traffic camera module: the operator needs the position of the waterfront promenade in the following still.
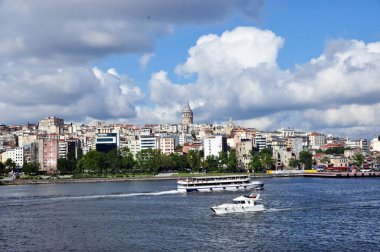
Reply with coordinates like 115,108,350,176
303,171,380,178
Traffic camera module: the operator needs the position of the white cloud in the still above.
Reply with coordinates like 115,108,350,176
148,27,380,137
0,1,264,124
139,53,154,70
0,63,144,123
0,0,264,61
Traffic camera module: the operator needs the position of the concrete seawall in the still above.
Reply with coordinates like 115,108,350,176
303,172,380,178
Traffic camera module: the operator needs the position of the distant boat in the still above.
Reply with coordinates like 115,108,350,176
177,174,264,193
211,193,265,215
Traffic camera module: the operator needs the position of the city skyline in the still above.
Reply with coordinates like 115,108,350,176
0,0,379,139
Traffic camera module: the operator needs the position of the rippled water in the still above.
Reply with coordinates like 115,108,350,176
1,177,379,251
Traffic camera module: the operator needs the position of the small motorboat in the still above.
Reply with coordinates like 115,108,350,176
211,193,265,215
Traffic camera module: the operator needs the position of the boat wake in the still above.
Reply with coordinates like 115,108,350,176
264,199,380,213
1,190,180,207
54,189,180,201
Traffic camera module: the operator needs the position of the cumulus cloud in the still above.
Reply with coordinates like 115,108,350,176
0,63,143,123
148,26,380,137
0,0,264,62
0,0,264,124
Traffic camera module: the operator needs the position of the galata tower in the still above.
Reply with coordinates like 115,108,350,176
181,100,193,125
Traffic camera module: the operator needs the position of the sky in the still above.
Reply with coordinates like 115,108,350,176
0,0,379,139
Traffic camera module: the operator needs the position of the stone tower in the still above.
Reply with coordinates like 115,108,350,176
181,100,193,125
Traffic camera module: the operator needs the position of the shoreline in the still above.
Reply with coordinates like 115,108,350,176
0,176,179,186
0,173,275,186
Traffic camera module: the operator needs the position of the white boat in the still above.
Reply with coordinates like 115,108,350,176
177,174,264,193
211,193,265,215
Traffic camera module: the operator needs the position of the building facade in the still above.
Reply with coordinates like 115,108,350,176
204,135,227,158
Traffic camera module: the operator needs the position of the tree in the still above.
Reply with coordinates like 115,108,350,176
351,153,364,168
187,150,202,172
135,149,161,174
23,162,40,175
260,148,274,170
203,155,218,173
288,158,301,169
106,149,124,173
0,161,5,176
249,154,263,173
120,147,135,172
170,153,188,172
57,158,76,174
218,151,228,170
227,150,238,172
4,158,16,174
325,147,345,155
76,150,107,174
299,150,313,169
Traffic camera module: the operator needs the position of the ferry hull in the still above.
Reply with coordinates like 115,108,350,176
178,182,263,193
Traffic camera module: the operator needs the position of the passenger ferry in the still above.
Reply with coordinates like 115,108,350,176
177,174,264,193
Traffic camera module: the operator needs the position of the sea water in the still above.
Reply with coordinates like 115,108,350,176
1,177,379,251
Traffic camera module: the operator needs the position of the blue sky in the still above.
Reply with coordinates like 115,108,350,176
0,0,379,138
94,0,380,92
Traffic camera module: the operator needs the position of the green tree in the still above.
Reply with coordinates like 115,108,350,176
105,149,124,173
76,150,107,174
23,162,40,175
299,150,313,169
120,147,135,172
351,153,364,168
187,150,202,172
135,149,162,174
218,151,228,170
288,158,301,169
227,149,238,172
0,161,4,176
249,154,263,173
57,158,76,175
325,147,345,155
77,147,83,161
260,148,274,170
203,155,218,173
4,158,16,173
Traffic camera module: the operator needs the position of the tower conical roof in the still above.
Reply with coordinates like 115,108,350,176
182,100,192,112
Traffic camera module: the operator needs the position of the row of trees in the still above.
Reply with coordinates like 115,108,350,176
0,147,280,177
69,148,243,175
5,147,354,177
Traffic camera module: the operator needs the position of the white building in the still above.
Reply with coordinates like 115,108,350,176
204,135,227,158
371,136,380,152
126,139,140,157
308,132,326,149
278,128,295,138
58,140,67,159
346,138,369,154
160,136,176,154
140,136,159,150
253,135,267,151
2,147,24,168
